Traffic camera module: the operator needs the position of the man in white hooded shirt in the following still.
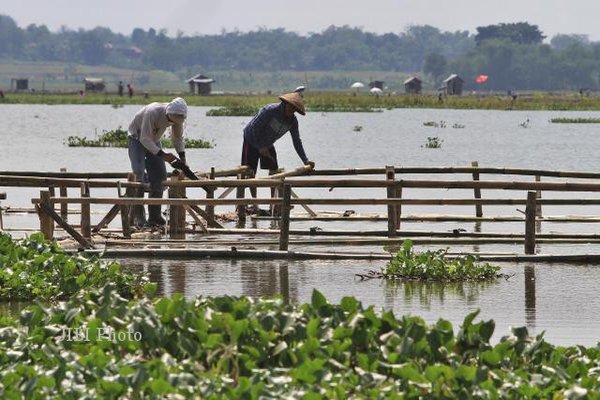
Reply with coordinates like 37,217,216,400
127,97,187,227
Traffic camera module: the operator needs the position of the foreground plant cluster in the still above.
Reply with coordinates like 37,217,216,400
0,234,599,398
66,128,213,149
0,233,151,301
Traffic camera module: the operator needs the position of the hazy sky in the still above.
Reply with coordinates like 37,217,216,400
3,0,600,40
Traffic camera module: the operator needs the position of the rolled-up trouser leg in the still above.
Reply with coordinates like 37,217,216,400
146,150,167,226
128,137,149,227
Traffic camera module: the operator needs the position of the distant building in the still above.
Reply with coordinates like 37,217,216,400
186,74,215,95
404,77,422,94
443,74,463,95
83,78,106,92
369,80,385,90
10,78,28,91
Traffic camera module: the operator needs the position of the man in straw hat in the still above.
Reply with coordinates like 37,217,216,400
127,97,189,227
241,92,315,211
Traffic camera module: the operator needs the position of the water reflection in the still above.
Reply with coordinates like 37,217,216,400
384,279,499,310
524,264,536,329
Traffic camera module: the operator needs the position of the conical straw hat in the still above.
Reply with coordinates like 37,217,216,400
278,92,305,115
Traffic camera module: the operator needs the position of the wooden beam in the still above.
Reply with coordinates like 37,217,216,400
183,205,208,233
37,203,94,249
92,205,120,232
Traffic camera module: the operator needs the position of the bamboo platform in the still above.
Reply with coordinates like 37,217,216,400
4,163,600,262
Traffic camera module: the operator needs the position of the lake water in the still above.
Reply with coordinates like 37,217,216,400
2,103,600,345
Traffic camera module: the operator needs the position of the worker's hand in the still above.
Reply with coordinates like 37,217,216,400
161,152,177,163
305,160,315,169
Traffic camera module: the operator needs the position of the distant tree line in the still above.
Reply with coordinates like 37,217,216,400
1,14,600,91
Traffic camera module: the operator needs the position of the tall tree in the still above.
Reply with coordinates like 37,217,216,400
475,22,545,46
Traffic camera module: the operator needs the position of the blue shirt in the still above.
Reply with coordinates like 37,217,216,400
243,102,308,163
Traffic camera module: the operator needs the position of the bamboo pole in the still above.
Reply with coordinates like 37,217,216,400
236,173,247,225
59,168,68,221
472,161,483,217
120,174,135,239
9,164,600,180
80,183,91,240
183,205,208,234
291,189,317,217
71,247,600,263
279,184,292,251
93,205,120,233
189,204,223,228
102,237,600,247
205,167,216,222
395,182,402,230
386,166,397,237
535,175,542,217
169,174,186,237
38,190,54,240
309,166,600,180
32,196,600,206
0,175,144,189
37,203,94,249
265,165,313,180
525,191,537,254
194,165,249,178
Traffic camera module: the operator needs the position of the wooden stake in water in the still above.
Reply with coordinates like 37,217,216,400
525,191,537,254
472,161,483,217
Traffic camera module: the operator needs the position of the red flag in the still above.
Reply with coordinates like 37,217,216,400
475,75,489,84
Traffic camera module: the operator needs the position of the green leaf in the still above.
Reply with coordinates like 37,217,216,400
311,289,327,309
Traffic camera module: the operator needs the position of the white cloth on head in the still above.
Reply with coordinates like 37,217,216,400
166,97,187,117
127,102,185,155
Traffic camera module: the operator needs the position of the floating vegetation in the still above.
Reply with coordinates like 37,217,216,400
0,234,598,397
0,232,152,301
206,106,258,116
67,127,213,148
422,136,443,148
353,125,363,132
357,240,508,282
0,283,598,398
550,117,600,123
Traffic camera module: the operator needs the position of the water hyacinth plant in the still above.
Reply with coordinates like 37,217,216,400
66,127,213,148
360,240,505,282
0,285,599,398
0,232,152,300
550,117,600,123
206,105,259,116
422,136,443,148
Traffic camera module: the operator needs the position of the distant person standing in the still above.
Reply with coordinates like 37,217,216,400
127,97,188,227
118,81,124,97
127,83,134,98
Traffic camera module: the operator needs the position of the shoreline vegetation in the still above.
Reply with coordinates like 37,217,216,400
1,233,599,397
4,91,600,112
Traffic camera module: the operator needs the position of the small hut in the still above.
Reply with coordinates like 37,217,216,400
404,77,422,94
83,78,105,92
10,78,29,91
186,74,215,95
369,80,385,90
443,74,463,95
